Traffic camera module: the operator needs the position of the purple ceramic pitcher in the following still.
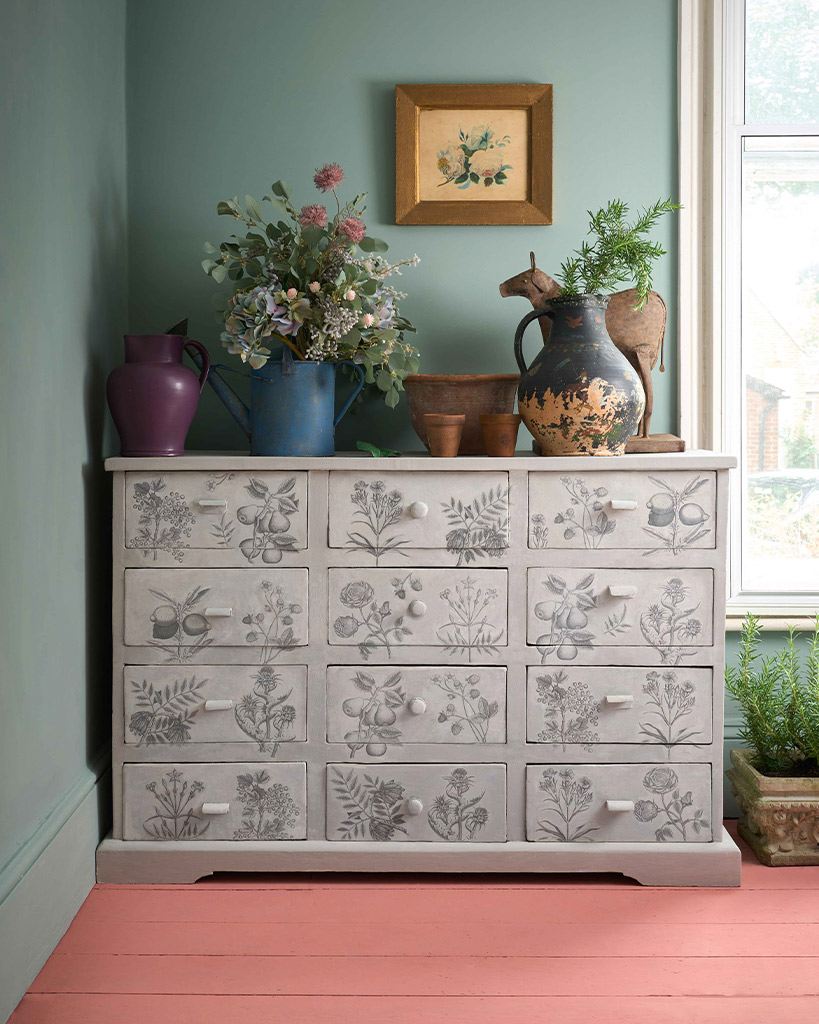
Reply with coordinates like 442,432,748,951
107,334,210,456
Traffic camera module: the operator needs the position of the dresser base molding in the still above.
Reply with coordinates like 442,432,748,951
96,828,741,886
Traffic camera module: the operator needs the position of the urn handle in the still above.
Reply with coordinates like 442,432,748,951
183,339,211,393
513,306,554,374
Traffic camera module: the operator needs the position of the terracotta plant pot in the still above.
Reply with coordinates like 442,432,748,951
405,374,520,455
480,413,522,457
424,413,465,458
727,748,819,866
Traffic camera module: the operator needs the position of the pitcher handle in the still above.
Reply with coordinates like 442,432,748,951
183,339,210,393
333,360,366,427
514,306,554,374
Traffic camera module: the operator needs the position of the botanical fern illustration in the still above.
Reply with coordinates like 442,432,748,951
210,510,235,548
441,487,508,565
331,766,408,841
128,675,207,746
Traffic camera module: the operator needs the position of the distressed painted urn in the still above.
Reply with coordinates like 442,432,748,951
728,749,819,866
513,295,645,456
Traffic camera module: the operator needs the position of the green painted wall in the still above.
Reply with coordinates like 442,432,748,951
126,0,679,452
0,0,126,893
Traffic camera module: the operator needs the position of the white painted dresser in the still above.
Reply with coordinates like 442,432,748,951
96,452,741,885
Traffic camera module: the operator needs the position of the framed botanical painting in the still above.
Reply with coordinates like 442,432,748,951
395,83,552,226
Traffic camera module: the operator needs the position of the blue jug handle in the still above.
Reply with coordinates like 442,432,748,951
333,360,366,427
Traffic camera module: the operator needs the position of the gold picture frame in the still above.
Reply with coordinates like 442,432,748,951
395,83,552,226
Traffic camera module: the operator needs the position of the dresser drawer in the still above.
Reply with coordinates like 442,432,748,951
526,666,712,746
124,568,308,657
527,568,713,663
123,761,307,840
125,471,307,562
327,666,506,756
525,763,712,843
328,471,508,563
329,568,507,659
327,763,507,842
528,470,716,552
124,664,307,750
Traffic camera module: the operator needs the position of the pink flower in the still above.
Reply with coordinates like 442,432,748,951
309,281,321,293
361,313,375,328
313,163,345,192
286,287,298,300
298,204,328,228
338,216,366,244
345,289,356,301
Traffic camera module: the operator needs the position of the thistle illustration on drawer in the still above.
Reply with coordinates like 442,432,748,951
234,666,299,754
427,769,490,841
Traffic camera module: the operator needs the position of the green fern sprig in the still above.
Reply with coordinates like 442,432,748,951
556,197,681,309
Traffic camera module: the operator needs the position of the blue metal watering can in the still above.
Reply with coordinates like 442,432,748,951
190,346,365,456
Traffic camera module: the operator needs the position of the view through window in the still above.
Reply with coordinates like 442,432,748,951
737,0,819,596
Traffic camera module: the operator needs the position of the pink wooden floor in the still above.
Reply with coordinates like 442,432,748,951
9,822,819,1023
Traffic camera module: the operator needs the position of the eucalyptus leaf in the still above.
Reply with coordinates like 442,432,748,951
245,195,264,222
376,369,392,392
270,180,292,200
216,201,234,216
385,387,399,408
203,241,217,253
211,264,228,284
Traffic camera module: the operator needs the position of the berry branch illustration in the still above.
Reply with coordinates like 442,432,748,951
432,672,499,742
242,580,303,663
551,476,616,548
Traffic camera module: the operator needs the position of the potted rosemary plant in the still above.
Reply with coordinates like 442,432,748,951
726,614,819,865
512,198,680,456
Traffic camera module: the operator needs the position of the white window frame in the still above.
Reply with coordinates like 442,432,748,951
678,0,819,628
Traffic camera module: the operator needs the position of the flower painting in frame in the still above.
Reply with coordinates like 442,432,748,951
396,84,552,225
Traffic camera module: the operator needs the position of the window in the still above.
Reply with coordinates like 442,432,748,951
680,0,819,621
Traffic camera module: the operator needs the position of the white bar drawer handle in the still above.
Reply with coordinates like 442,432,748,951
609,498,638,511
606,800,635,813
604,694,634,706
202,802,230,815
407,697,427,716
204,699,234,712
408,599,427,618
204,607,233,617
608,585,637,599
197,499,227,508
406,797,424,816
409,501,428,519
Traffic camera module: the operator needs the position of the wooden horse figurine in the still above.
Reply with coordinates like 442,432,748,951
500,252,666,439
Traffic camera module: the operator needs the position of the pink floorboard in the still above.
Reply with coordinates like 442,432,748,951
9,822,819,1022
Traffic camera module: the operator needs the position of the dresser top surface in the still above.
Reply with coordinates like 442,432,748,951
105,450,737,472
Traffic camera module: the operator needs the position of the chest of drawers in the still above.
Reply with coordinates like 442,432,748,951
96,452,740,884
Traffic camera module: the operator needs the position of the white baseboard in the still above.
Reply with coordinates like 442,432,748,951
0,760,109,1023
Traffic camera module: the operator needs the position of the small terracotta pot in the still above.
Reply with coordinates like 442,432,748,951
424,413,465,458
480,413,522,457
405,374,520,454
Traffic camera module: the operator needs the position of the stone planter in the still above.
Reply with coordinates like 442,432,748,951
727,749,819,866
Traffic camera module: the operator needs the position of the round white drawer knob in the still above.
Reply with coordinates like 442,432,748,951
406,797,424,816
409,501,428,519
407,697,427,716
408,599,427,618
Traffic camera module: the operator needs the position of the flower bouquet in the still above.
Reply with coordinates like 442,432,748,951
202,163,420,408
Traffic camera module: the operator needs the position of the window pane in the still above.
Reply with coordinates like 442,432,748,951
741,138,819,592
745,0,819,125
